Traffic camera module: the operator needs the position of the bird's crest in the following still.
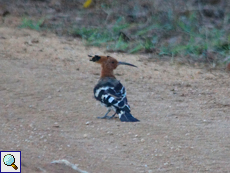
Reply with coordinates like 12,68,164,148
88,55,101,62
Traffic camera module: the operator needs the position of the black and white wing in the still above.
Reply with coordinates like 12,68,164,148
94,80,130,112
94,79,139,122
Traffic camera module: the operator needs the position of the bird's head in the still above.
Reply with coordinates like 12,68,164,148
89,55,137,70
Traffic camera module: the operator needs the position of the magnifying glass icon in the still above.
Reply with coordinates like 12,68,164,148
3,154,18,170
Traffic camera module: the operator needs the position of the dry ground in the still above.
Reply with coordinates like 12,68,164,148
0,25,230,173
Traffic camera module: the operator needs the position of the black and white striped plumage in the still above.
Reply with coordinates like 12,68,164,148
94,77,139,122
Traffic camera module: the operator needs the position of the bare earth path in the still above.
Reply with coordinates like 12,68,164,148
0,27,229,173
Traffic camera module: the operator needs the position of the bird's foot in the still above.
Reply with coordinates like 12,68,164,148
97,113,116,120
97,115,108,119
107,113,116,119
97,110,111,119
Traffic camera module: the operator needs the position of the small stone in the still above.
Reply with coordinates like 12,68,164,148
107,131,113,135
31,38,39,43
226,62,230,71
53,122,60,128
85,121,90,125
141,138,145,142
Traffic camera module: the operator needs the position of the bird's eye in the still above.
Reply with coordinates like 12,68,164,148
111,61,115,64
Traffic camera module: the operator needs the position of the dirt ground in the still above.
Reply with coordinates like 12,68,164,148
0,22,230,172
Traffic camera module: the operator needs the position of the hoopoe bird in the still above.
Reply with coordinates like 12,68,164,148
89,55,139,122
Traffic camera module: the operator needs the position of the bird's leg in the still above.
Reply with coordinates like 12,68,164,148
97,110,111,119
107,112,116,119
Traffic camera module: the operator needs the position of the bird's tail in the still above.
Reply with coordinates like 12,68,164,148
118,111,139,122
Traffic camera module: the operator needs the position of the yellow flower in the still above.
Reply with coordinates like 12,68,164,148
83,0,92,8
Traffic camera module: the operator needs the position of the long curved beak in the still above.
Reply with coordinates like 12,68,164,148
118,61,137,67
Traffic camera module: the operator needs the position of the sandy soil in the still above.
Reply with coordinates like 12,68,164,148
0,25,230,173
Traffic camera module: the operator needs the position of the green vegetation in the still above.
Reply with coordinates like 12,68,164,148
20,17,45,31
18,1,230,66
70,12,230,65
